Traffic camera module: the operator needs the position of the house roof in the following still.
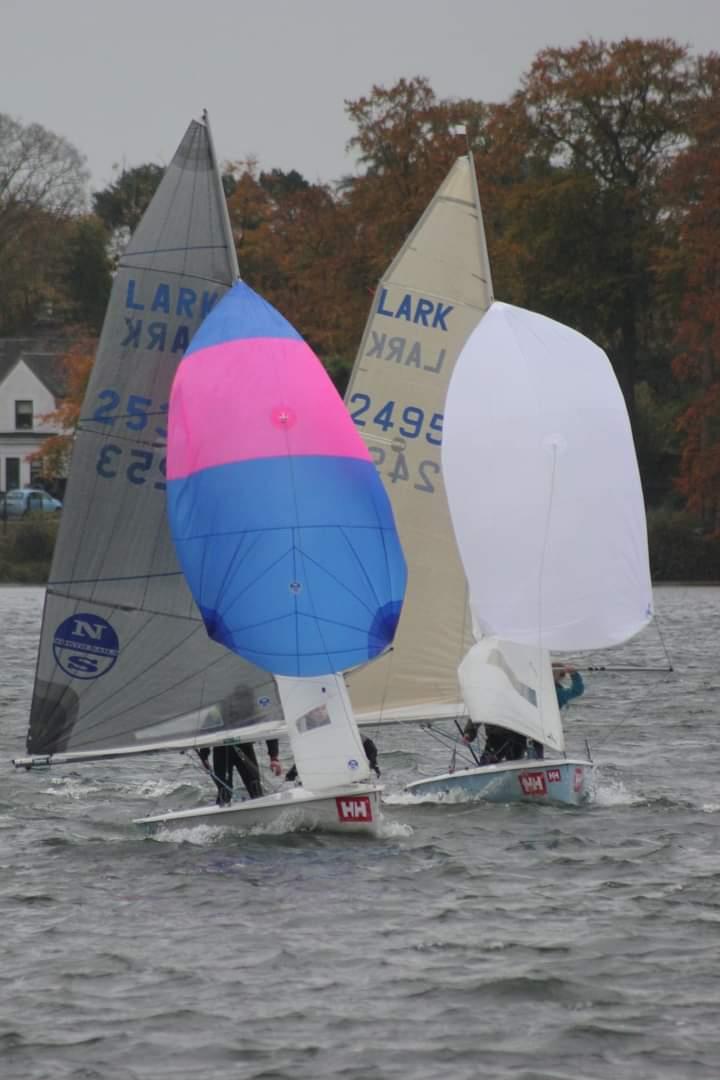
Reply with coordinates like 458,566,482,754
0,337,68,399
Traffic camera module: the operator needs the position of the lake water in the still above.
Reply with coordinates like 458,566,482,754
1,584,719,1080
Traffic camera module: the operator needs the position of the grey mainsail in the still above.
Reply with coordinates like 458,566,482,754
345,155,493,723
20,116,282,764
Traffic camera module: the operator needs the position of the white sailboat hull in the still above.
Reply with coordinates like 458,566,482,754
405,758,592,806
135,783,383,837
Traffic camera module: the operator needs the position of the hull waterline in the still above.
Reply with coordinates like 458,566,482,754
135,783,383,836
405,758,592,806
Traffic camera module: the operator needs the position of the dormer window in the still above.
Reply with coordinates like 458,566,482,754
15,400,33,430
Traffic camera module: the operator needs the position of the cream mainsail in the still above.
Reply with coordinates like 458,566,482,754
346,155,493,723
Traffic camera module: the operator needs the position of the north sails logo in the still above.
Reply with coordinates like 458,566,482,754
53,613,119,680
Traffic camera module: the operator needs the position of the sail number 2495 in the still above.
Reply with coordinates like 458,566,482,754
350,393,442,495
349,394,442,444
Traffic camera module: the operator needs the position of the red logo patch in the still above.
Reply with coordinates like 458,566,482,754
546,768,561,783
519,771,547,796
573,767,584,793
336,795,373,823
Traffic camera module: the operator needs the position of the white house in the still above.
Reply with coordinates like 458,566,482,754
0,338,66,492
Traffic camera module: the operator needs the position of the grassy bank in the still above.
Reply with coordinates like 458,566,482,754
647,510,720,583
0,511,717,586
0,516,59,584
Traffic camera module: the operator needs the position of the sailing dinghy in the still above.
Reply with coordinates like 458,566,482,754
144,277,406,835
405,302,653,804
13,114,405,837
345,152,651,805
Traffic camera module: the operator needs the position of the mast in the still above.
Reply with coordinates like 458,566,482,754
467,148,494,302
202,109,240,281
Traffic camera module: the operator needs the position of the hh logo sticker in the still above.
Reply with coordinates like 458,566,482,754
336,795,373,823
547,768,562,783
573,767,585,793
519,771,547,797
53,613,119,680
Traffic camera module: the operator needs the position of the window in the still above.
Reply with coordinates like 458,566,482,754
5,457,20,491
15,400,33,430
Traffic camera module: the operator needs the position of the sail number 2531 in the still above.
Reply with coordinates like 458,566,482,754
89,388,167,490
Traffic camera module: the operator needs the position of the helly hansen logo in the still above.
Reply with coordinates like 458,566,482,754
336,796,373,823
518,771,547,797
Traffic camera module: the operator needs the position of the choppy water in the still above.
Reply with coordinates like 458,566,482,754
1,585,719,1080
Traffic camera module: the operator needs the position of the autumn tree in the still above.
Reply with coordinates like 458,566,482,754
513,38,702,430
30,337,96,481
93,163,163,233
663,54,720,531
225,161,357,383
57,216,113,331
342,77,488,280
0,113,88,253
0,114,89,334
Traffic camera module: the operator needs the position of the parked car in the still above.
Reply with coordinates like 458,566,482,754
1,488,63,518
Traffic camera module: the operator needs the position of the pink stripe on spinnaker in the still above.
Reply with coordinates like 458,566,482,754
168,337,371,480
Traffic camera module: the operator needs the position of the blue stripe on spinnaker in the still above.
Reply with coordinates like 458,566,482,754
169,455,399,534
185,280,301,356
168,456,407,677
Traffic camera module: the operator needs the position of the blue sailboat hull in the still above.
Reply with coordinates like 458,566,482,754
405,757,592,806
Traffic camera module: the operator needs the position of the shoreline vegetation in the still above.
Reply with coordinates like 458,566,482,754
1,512,718,586
0,517,60,584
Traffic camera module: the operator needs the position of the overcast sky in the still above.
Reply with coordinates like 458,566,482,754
2,0,717,194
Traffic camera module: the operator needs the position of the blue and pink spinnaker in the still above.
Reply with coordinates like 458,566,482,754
167,281,407,677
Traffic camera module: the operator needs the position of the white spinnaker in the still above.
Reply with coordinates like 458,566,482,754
278,676,371,790
442,302,653,651
459,639,564,752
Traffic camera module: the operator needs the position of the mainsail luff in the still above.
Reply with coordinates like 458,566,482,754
345,154,493,722
22,116,282,764
202,109,240,282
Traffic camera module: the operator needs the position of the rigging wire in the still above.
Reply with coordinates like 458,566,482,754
187,745,283,800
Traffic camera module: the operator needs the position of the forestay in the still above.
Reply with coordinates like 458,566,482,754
21,116,282,765
443,302,653,651
345,155,494,723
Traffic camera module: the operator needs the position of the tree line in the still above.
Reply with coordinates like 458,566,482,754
2,37,719,571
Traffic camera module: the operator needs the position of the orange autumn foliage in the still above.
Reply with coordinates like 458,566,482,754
30,336,96,480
